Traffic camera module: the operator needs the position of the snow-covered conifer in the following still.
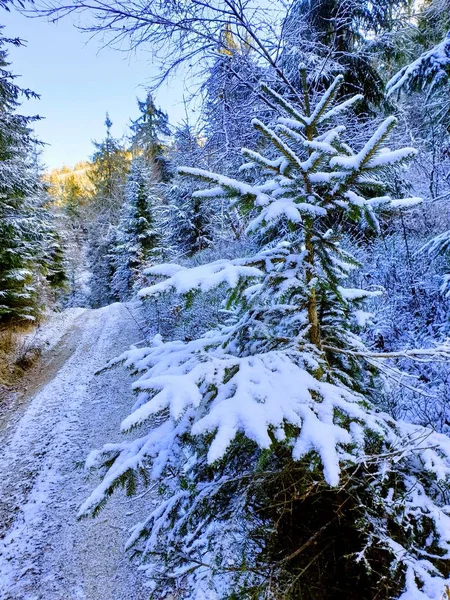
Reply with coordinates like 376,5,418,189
0,33,66,322
80,74,450,600
89,113,129,216
86,115,129,306
111,157,163,301
387,32,450,98
280,0,412,112
130,92,171,182
163,123,217,257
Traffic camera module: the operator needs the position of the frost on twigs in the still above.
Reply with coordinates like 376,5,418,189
419,229,450,297
81,74,450,600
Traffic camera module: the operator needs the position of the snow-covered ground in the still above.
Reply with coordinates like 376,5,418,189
18,307,87,356
0,303,150,600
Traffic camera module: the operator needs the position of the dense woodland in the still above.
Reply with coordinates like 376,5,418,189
3,0,450,598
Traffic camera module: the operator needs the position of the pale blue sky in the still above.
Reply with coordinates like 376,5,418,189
2,9,192,169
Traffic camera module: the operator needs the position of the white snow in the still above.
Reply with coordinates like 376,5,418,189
338,286,383,301
139,259,263,298
366,147,418,168
329,117,406,170
318,93,363,122
19,307,86,354
389,197,422,209
178,166,271,206
0,303,150,600
386,32,450,96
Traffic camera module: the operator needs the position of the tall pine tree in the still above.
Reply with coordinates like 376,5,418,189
89,113,129,213
87,114,129,307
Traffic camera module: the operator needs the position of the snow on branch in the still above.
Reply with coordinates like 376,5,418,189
307,74,344,126
251,119,305,172
84,337,390,492
80,72,447,600
330,117,416,171
323,344,450,363
139,259,263,298
419,229,450,256
318,94,363,123
387,32,450,96
178,166,271,205
260,82,308,125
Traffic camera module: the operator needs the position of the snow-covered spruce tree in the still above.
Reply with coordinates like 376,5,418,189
87,115,129,307
386,31,450,102
202,36,266,176
87,223,117,308
279,0,414,114
111,157,162,301
0,32,65,322
80,74,450,599
89,113,129,218
163,123,217,257
130,92,171,182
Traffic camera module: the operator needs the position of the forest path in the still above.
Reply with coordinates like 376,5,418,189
0,303,150,600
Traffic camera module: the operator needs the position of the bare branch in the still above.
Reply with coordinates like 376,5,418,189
323,344,450,362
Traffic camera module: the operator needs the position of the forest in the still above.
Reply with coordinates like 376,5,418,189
1,1,450,599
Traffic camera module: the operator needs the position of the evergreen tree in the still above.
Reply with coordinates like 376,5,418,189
87,114,129,306
164,123,216,256
387,32,450,106
42,223,66,290
0,32,64,322
89,113,129,214
61,173,85,217
111,157,162,300
79,75,450,599
416,0,450,48
203,41,266,175
87,224,116,308
130,92,171,181
280,0,415,110
30,152,68,294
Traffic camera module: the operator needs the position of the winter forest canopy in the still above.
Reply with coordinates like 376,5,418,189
3,0,450,598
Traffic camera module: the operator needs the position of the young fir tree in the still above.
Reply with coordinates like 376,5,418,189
79,74,450,600
111,157,162,301
87,225,116,308
41,222,66,290
29,148,67,292
61,173,85,217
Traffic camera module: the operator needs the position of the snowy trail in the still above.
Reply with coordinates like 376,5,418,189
0,303,150,600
